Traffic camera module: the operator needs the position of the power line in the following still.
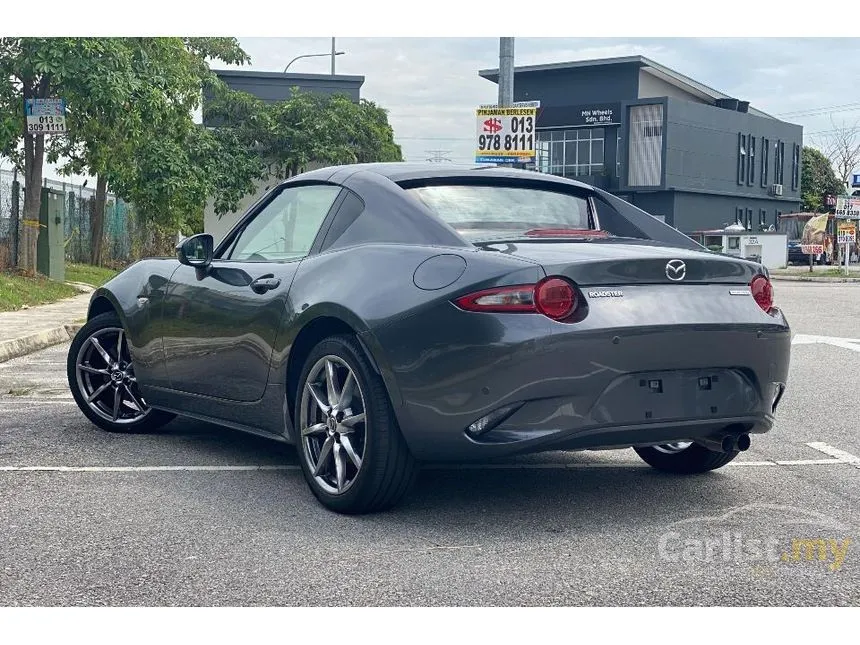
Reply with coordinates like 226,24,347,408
775,102,860,118
425,149,453,163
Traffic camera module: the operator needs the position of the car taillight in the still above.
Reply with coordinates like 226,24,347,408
453,277,578,321
535,277,576,320
750,274,773,313
453,285,537,313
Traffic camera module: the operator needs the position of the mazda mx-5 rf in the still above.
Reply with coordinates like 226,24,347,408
67,163,791,514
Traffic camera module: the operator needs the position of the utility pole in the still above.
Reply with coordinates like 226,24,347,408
498,37,515,107
331,38,336,75
498,37,523,169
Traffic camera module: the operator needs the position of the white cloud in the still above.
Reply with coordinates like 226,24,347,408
38,37,860,178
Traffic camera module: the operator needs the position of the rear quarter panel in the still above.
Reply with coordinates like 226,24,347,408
276,243,545,411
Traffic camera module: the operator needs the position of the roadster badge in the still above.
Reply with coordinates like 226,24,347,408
588,289,624,298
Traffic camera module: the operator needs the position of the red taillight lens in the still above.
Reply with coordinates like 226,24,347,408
750,274,773,313
454,277,577,321
535,277,576,320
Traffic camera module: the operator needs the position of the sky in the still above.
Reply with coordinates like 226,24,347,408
30,36,860,183
223,37,860,166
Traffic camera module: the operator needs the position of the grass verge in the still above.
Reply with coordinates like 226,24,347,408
0,271,81,312
65,263,120,287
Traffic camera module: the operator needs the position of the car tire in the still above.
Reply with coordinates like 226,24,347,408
633,442,739,474
294,334,418,514
67,312,175,433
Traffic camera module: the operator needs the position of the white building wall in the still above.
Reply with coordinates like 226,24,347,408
638,70,709,104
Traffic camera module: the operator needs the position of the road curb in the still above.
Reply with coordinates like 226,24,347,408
771,275,860,283
0,323,83,364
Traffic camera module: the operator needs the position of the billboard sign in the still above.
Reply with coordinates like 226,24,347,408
475,106,537,164
837,222,856,245
835,197,860,219
24,98,67,135
800,213,829,256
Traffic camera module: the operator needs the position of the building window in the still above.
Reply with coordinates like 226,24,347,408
728,236,740,250
776,210,782,228
780,141,786,185
736,206,744,226
759,208,767,228
536,127,605,178
791,143,800,191
748,136,756,186
773,141,780,184
745,208,753,230
774,140,786,185
761,138,769,188
737,133,747,185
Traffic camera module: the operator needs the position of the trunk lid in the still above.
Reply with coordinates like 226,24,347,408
477,239,761,286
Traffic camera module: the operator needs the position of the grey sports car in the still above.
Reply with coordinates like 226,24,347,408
66,163,791,514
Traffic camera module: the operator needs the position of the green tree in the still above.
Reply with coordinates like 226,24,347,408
801,145,842,212
0,38,144,272
46,38,251,263
204,86,403,189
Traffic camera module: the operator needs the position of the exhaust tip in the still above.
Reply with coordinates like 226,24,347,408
736,433,751,451
720,436,735,453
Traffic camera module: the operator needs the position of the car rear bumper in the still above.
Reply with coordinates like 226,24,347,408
373,304,791,462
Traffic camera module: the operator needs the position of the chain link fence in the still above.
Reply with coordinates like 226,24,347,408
1,169,174,269
0,170,24,269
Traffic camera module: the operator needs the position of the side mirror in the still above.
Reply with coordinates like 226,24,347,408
177,233,214,268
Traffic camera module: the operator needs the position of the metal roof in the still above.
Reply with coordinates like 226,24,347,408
214,69,365,84
479,55,775,119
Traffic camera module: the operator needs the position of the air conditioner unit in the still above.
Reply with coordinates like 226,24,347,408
770,184,783,196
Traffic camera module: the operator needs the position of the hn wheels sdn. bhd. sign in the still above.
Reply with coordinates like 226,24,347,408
475,101,538,164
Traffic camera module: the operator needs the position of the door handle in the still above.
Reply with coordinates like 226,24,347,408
250,276,281,294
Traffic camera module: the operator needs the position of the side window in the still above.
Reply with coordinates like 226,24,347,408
228,184,341,261
320,190,366,251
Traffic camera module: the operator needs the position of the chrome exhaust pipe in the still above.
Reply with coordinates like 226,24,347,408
695,435,736,453
735,433,751,452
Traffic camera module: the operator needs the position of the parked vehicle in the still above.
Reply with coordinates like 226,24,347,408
779,212,854,265
66,164,792,514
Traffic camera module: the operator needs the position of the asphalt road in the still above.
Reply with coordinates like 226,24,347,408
1,281,858,606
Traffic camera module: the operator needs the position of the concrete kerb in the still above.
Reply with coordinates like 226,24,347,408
0,284,92,364
771,275,860,283
0,323,83,364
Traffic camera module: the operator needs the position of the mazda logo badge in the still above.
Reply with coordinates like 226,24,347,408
665,259,686,281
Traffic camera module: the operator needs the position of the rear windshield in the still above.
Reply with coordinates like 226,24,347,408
404,184,593,241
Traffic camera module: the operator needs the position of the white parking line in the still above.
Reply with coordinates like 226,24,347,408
806,442,860,469
792,334,860,353
0,458,850,473
0,465,300,472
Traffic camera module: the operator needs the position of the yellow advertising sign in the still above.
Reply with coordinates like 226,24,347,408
475,106,537,163
837,222,856,245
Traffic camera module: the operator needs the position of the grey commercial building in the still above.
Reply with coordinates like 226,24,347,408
479,56,803,233
203,69,364,126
